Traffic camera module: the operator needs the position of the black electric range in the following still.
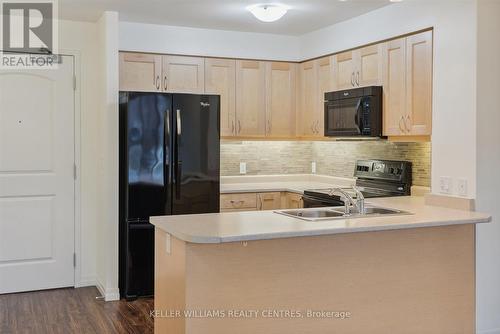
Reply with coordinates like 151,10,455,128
303,160,412,208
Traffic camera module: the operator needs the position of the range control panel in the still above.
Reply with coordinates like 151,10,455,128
354,159,412,183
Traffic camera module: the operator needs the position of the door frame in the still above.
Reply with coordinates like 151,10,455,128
60,49,83,288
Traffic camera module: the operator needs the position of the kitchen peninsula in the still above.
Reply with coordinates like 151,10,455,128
151,196,490,334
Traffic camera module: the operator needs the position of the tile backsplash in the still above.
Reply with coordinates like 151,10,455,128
221,140,431,187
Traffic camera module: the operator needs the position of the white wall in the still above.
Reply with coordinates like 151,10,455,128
58,19,101,288
300,0,478,198
119,21,301,61
96,11,120,301
476,1,500,333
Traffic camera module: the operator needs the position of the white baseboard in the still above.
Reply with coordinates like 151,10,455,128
96,278,120,301
75,276,96,288
479,328,500,334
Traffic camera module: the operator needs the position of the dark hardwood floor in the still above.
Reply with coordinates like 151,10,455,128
0,287,154,334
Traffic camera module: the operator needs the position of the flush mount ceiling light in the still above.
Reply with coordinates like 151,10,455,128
246,4,289,22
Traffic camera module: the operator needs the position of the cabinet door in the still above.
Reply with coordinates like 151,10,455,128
298,60,318,136
163,55,204,93
286,193,303,209
406,31,433,136
235,60,267,136
220,193,257,212
266,62,296,137
334,51,356,90
382,38,407,136
316,56,334,136
205,58,236,137
119,52,162,92
358,44,382,87
257,192,282,210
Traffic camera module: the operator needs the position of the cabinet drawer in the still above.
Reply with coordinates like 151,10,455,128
220,193,257,210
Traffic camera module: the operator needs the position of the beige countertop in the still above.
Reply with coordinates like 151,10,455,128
220,174,355,194
151,196,491,244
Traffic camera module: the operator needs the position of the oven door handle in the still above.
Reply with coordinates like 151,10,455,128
354,98,363,134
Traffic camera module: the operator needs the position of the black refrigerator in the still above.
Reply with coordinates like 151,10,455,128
119,92,220,300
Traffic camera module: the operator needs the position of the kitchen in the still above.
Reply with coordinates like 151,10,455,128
0,1,499,334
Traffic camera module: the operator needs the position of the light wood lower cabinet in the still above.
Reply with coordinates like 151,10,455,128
285,192,304,209
257,192,282,210
220,193,258,212
220,192,302,212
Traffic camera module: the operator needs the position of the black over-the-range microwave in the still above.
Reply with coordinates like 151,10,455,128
324,86,383,137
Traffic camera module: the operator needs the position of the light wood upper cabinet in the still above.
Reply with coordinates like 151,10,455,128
382,38,407,136
205,58,236,137
382,31,433,137
358,44,383,87
235,60,267,136
298,60,319,137
119,52,162,92
405,31,433,136
316,56,334,136
334,46,382,90
266,62,296,137
334,51,356,90
162,55,205,93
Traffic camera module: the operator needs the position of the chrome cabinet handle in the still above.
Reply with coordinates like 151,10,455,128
231,120,235,135
315,121,320,134
267,119,271,134
238,120,241,134
258,195,263,210
356,71,360,86
311,123,315,134
399,116,405,133
156,75,160,90
230,200,244,208
163,76,167,91
405,115,411,132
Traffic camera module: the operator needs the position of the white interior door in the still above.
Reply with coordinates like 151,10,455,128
0,55,75,294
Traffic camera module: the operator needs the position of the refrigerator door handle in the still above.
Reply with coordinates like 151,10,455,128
165,109,170,186
175,109,181,199
176,109,182,135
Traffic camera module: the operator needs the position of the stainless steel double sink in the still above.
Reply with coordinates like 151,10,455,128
275,206,411,221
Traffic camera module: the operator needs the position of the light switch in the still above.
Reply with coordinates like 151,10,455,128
439,176,452,194
240,162,247,174
457,178,468,197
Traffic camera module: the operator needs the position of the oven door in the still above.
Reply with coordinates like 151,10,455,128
324,96,364,136
302,194,344,208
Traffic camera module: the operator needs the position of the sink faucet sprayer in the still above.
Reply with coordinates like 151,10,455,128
328,187,365,215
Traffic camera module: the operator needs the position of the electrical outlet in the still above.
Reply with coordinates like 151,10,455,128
439,176,452,194
239,162,247,175
311,162,317,174
457,178,468,197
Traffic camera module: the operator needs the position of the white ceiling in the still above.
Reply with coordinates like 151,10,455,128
59,0,391,36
